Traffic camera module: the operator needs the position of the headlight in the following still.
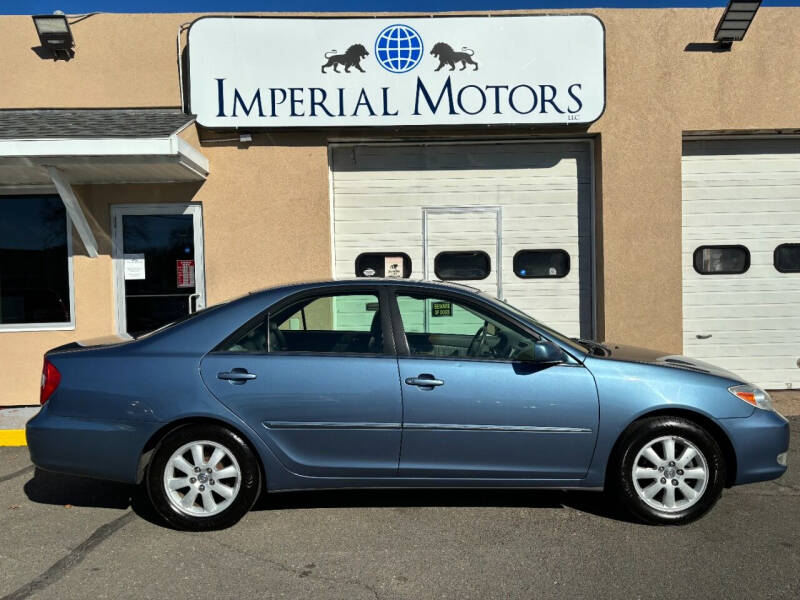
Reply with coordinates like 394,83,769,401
728,384,775,412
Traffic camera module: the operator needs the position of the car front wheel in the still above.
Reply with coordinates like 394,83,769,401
146,424,261,530
615,416,725,525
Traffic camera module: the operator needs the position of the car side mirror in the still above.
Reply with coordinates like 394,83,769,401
518,340,564,364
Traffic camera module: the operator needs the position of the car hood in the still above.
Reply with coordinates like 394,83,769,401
598,342,744,382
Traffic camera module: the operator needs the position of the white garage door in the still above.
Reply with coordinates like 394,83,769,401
330,141,594,339
682,138,800,389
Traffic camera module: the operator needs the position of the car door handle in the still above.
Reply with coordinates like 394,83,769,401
217,368,257,384
405,374,444,389
696,334,713,340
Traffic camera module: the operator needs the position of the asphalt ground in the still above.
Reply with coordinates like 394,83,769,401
0,418,797,600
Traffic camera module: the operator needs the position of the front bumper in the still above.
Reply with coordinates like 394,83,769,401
721,408,790,486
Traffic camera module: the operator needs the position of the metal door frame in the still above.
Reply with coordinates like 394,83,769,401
111,203,206,337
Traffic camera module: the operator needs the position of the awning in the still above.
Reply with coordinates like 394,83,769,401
0,109,209,258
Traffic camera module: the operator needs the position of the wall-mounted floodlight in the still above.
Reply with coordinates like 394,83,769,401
714,1,762,47
32,13,75,60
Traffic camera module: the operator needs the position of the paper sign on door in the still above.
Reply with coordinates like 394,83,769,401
123,254,146,280
176,260,195,288
384,256,403,278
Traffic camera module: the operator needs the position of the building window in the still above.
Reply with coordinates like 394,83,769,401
0,195,73,330
774,244,800,273
693,245,750,275
434,251,491,281
355,252,412,278
513,249,570,278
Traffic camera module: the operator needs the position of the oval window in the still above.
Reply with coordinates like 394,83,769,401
774,243,800,273
693,245,750,275
513,249,570,278
355,253,412,278
434,251,491,281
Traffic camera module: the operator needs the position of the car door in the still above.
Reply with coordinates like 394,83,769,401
392,289,598,479
200,286,402,477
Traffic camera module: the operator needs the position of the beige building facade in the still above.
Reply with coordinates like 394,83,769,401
1,7,799,406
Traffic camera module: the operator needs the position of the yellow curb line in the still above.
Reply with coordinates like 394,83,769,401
0,430,26,446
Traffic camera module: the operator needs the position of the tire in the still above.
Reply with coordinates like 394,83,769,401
613,416,725,525
146,424,262,531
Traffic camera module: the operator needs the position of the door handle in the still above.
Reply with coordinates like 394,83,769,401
696,334,712,340
405,374,444,389
217,368,257,384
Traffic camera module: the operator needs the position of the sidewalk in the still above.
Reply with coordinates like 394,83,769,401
0,406,39,446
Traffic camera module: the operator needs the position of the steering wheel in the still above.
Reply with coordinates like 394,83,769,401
467,322,489,357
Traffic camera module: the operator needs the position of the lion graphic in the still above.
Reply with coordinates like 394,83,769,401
321,44,369,73
430,42,479,71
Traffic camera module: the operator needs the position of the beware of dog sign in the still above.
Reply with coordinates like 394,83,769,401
187,15,605,128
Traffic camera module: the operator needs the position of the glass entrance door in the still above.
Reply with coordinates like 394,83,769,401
112,205,205,337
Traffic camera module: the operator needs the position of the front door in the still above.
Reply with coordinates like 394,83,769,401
393,289,598,479
112,204,205,337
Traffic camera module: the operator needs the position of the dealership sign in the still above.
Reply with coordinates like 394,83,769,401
187,15,605,128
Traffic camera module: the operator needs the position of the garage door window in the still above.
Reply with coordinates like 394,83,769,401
513,250,570,278
774,244,800,273
0,195,73,330
434,251,491,281
355,253,412,278
693,245,750,275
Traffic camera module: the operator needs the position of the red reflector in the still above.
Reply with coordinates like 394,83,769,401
40,359,61,405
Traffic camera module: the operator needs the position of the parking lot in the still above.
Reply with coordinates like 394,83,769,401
0,414,797,600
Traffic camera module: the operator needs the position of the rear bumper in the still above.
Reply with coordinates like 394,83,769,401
722,409,790,486
26,407,157,484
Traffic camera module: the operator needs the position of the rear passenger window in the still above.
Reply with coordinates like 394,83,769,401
218,293,384,355
693,245,750,275
355,252,412,278
514,250,570,278
434,251,491,281
774,244,800,273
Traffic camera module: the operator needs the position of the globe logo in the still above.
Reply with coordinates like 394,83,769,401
374,24,424,74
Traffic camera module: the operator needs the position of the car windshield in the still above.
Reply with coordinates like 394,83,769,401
477,292,589,356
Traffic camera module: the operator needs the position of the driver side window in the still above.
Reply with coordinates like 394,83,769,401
395,293,538,361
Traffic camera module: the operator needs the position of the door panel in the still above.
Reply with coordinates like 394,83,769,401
201,354,402,477
398,359,598,478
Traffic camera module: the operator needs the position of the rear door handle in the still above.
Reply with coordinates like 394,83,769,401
405,374,444,389
696,334,713,340
218,368,257,384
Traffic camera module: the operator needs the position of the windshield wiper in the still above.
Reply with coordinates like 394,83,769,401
572,338,610,357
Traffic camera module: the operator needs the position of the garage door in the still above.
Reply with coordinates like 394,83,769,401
682,138,800,389
330,141,594,339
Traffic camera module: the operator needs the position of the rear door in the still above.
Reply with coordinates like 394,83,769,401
200,286,402,477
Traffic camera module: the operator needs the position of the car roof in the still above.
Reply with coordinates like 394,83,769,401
247,278,482,298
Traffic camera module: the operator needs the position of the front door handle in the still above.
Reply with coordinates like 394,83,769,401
218,368,257,384
405,374,444,389
696,334,713,340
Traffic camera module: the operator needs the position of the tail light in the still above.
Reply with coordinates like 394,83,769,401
40,358,61,405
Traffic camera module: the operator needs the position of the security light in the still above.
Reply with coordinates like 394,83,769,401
32,13,74,60
714,1,762,47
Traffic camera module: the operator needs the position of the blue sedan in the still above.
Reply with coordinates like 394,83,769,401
27,279,789,530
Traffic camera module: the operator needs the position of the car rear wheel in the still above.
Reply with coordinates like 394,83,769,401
614,416,725,525
146,424,261,530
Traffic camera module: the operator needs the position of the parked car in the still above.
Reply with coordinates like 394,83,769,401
27,279,789,530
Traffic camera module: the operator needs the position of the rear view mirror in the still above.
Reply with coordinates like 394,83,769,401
518,340,564,364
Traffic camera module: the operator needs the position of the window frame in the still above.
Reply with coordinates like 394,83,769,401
433,250,491,281
355,252,412,278
692,244,751,276
0,192,75,333
774,243,800,274
212,284,396,357
513,249,571,279
389,286,571,365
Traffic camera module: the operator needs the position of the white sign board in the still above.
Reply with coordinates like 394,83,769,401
384,256,404,278
123,253,145,280
187,15,605,128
